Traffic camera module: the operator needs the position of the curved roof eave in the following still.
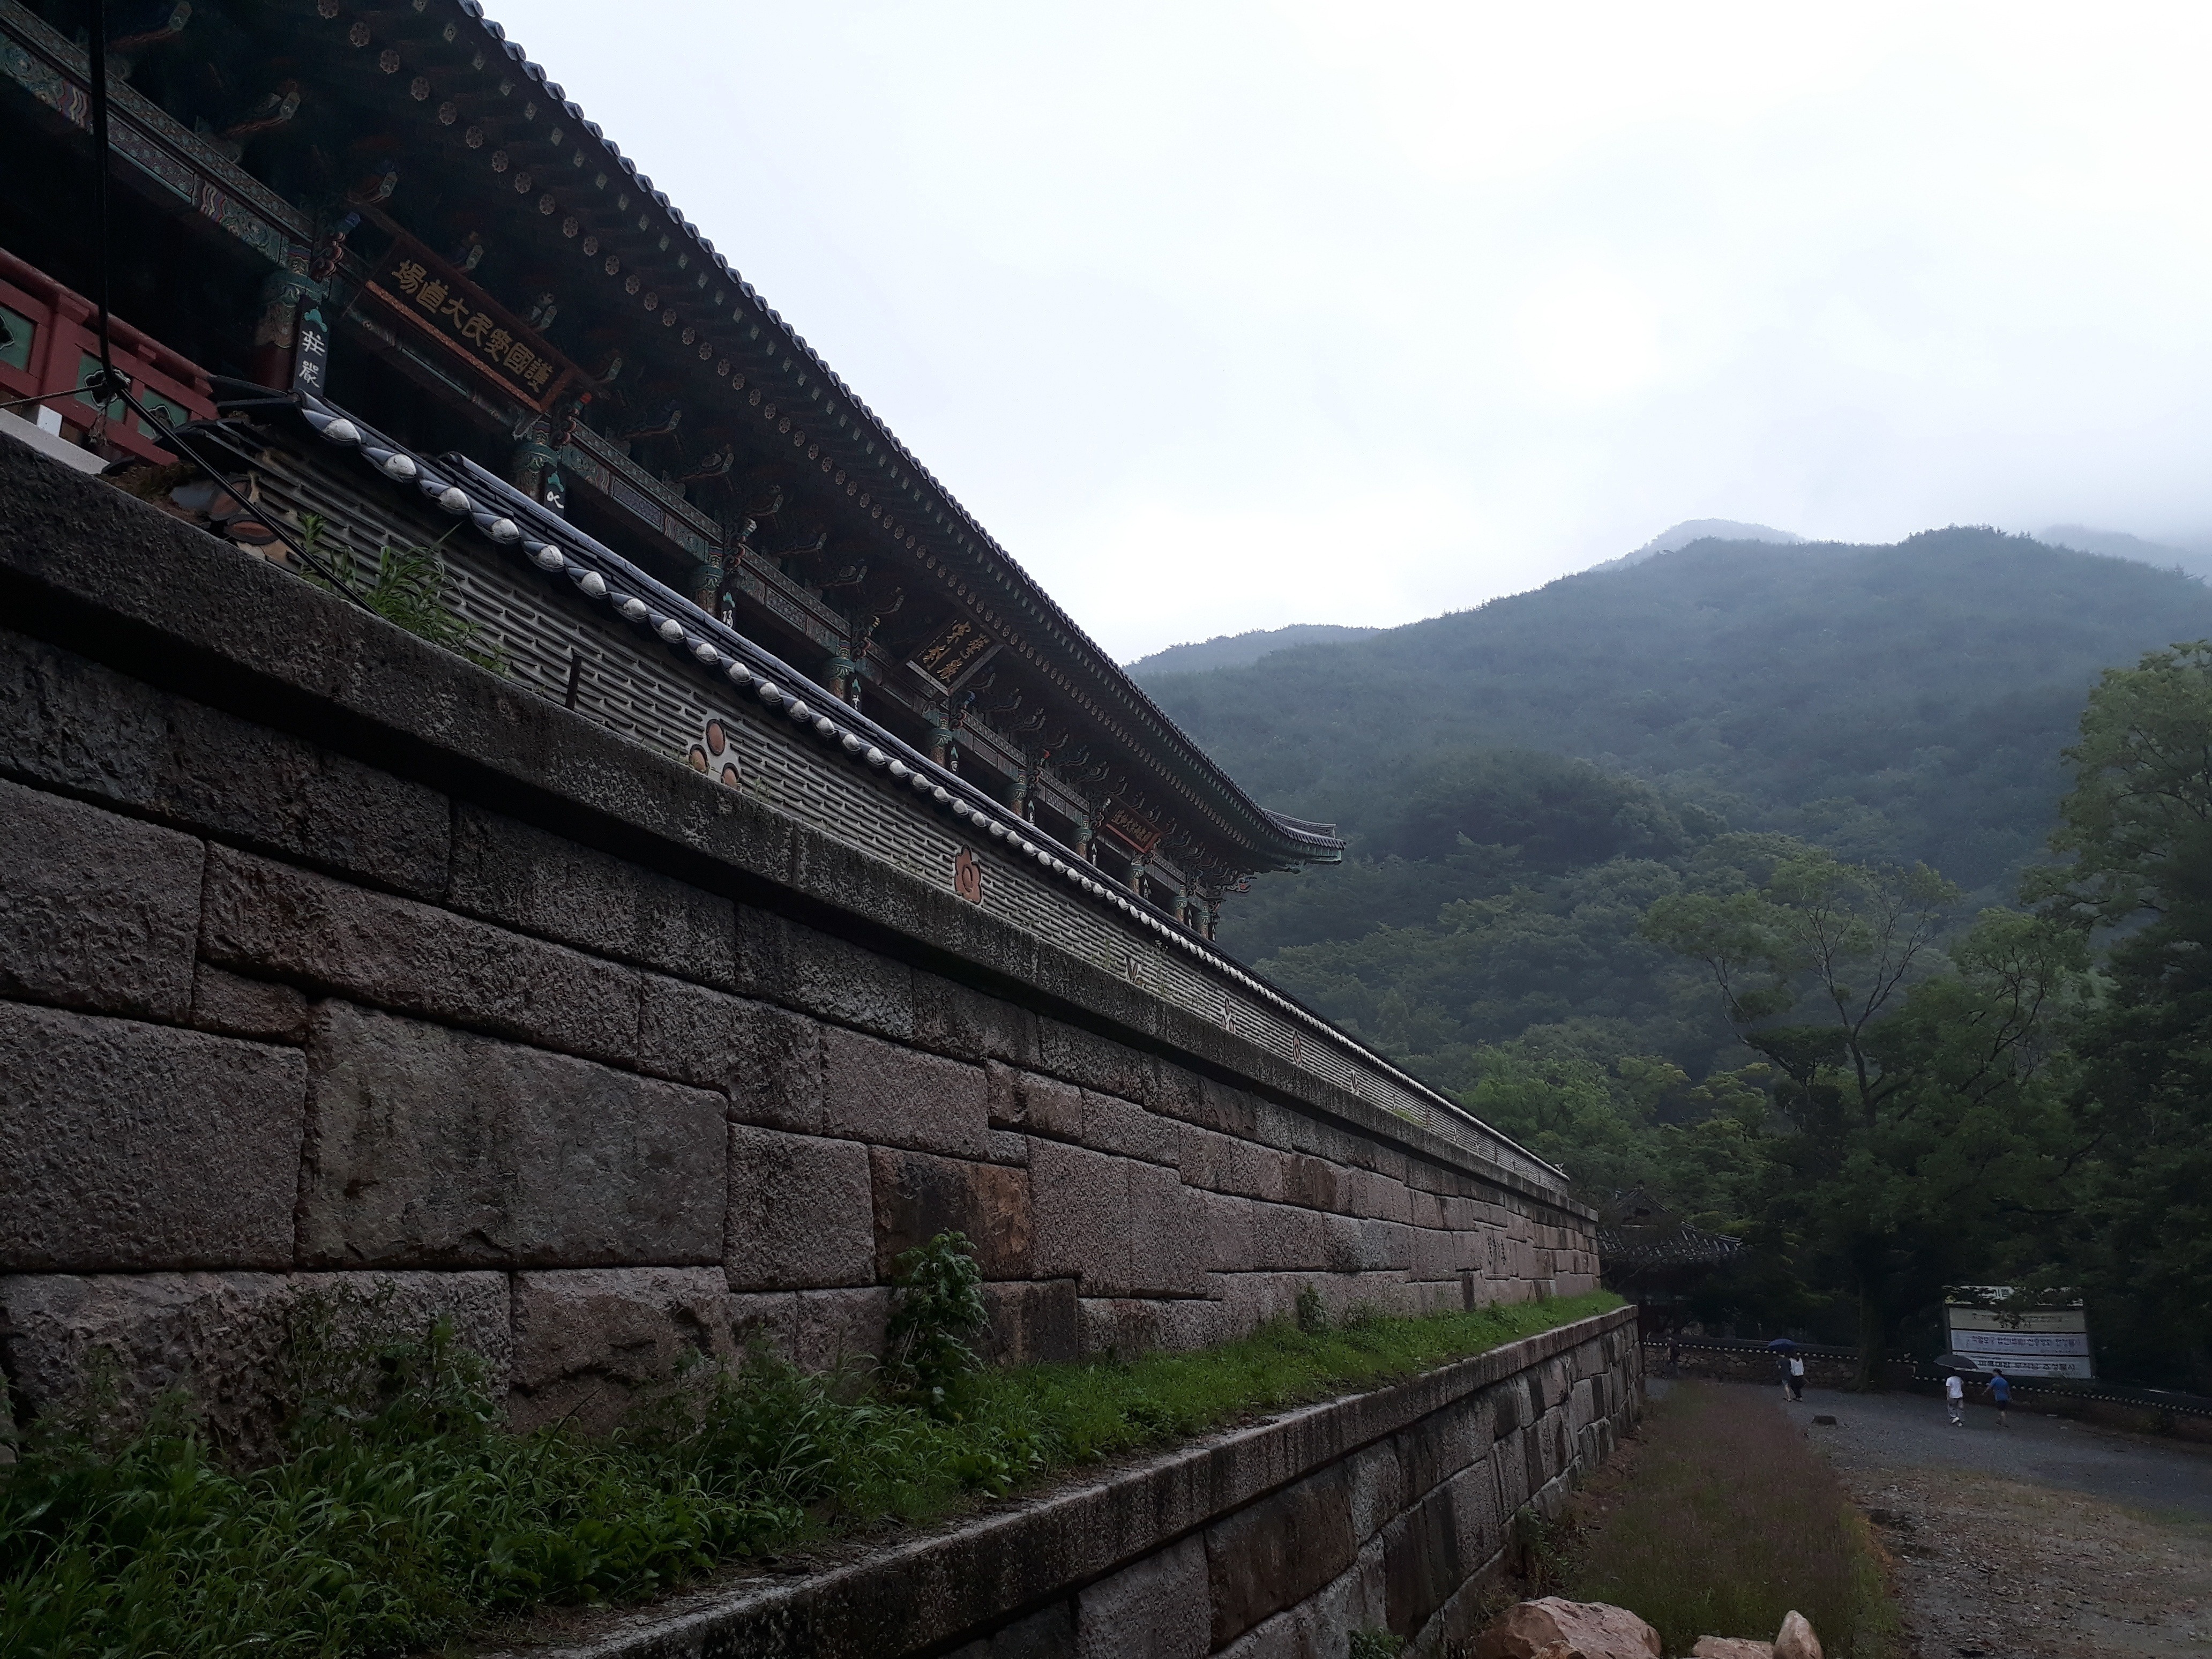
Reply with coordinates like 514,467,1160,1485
442,0,1341,868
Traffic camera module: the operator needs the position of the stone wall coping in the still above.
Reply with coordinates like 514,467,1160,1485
483,1304,1637,1658
0,438,1591,1221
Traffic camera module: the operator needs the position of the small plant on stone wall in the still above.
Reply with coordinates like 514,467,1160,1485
1514,1503,1581,1596
302,518,506,673
1349,1630,1405,1657
885,1230,989,1411
1295,1282,1328,1335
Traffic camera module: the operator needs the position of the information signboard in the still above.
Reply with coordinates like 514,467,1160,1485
1943,1288,2093,1379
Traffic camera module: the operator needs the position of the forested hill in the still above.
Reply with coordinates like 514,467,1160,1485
1146,527,2212,903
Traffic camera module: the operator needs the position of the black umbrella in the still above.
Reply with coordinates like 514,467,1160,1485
1766,1337,1798,1351
1934,1352,1983,1372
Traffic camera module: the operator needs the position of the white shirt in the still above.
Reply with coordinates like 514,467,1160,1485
1944,1375,1964,1401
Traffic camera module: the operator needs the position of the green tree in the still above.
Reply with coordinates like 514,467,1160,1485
2030,642,2212,1386
1646,855,2081,1384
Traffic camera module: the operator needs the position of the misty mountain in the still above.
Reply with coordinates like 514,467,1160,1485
1127,623,1384,677
1583,517,1805,573
1148,528,2212,1072
1160,527,2212,890
2039,522,2212,580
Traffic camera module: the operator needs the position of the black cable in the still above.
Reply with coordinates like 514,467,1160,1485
109,383,369,602
83,0,122,408
68,3,367,611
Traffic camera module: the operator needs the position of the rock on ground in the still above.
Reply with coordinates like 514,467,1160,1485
1474,1597,1663,1659
1690,1640,1772,1658
1772,1609,1821,1659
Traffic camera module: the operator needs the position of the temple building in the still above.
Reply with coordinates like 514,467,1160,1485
0,0,1349,932
0,0,1585,1197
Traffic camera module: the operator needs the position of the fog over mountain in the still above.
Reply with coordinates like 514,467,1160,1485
1585,519,1807,573
2039,523,2212,580
1126,624,1383,677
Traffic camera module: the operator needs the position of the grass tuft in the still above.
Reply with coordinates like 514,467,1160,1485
1559,1380,1900,1657
0,1291,1617,1657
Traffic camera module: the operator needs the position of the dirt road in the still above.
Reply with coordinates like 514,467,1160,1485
1767,1384,2212,1657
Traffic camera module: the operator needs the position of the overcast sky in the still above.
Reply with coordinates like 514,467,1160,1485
496,2,2212,660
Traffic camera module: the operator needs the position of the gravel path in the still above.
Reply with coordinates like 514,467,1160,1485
1774,1384,2212,1525
1735,1382,2212,1657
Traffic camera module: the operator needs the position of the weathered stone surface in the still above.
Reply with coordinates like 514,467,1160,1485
190,963,310,1043
981,1279,1079,1366
727,1290,801,1361
914,975,1041,1071
727,1125,876,1290
1473,1599,1662,1659
0,1003,304,1271
1774,1610,1823,1659
1036,1018,1150,1103
0,630,451,897
1075,1534,1209,1659
0,779,203,1020
1214,1549,1381,1659
297,1003,723,1268
1384,1473,1469,1636
870,1148,1033,1280
0,1269,510,1457
1206,1462,1357,1645
1081,1089,1179,1165
1203,1191,1261,1273
640,976,821,1125
987,1063,1084,1138
1250,1200,1332,1272
795,1286,893,1372
1349,1441,1406,1543
449,806,738,987
1284,1154,1341,1212
1691,1640,1774,1658
1030,1139,1127,1291
1178,1123,1282,1200
823,1026,989,1156
200,847,642,1066
1398,1398,1485,1498
509,1267,735,1432
1126,1160,1210,1297
742,911,913,1039
948,1601,1078,1659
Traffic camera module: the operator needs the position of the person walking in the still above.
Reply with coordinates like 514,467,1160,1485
1985,1369,2011,1426
1787,1352,1806,1401
1945,1370,1966,1426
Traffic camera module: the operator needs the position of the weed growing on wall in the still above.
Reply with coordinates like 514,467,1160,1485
298,515,506,672
885,1231,989,1409
0,1289,1619,1657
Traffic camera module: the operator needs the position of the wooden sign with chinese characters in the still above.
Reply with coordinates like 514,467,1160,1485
1100,801,1162,856
360,235,577,412
908,616,999,693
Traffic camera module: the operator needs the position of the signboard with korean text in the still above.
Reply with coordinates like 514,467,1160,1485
360,235,576,412
1944,1288,2093,1379
908,617,999,693
1100,801,1163,856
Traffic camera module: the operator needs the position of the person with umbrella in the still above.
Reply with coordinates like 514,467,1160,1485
1939,1357,1975,1426
1767,1337,1804,1400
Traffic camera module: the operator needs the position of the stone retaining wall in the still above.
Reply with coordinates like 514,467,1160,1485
0,440,1597,1440
488,1306,1642,1659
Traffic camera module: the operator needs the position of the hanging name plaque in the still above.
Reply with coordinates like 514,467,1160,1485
360,235,578,412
